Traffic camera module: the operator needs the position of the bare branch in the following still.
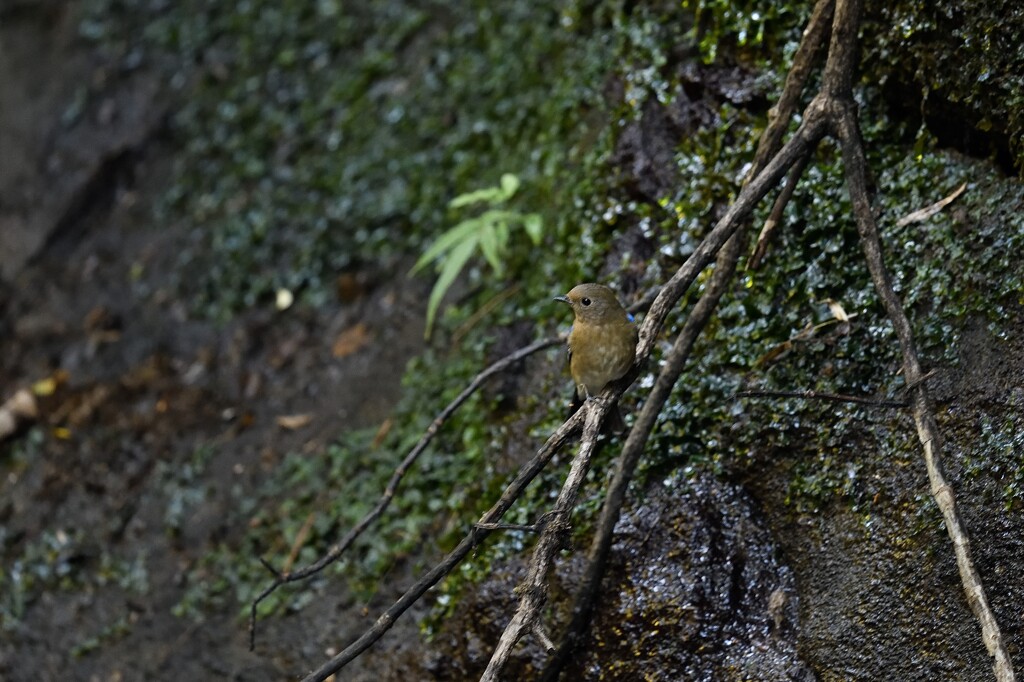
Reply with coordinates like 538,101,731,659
749,0,835,175
480,402,607,681
829,0,1015,677
735,388,907,409
748,151,811,269
746,0,833,269
837,101,1016,682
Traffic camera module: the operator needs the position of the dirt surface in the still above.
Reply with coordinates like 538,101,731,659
0,8,432,680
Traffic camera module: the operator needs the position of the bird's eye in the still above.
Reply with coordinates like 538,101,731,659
581,297,591,306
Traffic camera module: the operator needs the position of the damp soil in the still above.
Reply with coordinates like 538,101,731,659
0,8,430,680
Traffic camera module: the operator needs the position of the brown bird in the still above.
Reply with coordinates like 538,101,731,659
554,283,637,432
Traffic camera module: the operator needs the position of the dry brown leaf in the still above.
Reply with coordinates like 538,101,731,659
824,298,849,322
0,389,39,441
7,389,38,419
371,417,394,449
895,182,967,227
332,322,373,358
335,272,365,303
276,413,313,430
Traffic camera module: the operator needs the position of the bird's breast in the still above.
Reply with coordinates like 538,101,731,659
568,322,636,395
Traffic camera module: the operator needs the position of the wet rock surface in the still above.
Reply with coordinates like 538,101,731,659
571,472,813,681
425,472,815,681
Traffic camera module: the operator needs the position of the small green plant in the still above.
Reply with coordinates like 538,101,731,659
410,173,543,338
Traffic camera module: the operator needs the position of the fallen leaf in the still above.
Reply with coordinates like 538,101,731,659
332,322,373,358
823,298,849,322
6,389,38,419
32,370,69,397
0,389,37,441
276,413,313,430
276,288,295,311
896,182,967,227
371,417,394,449
335,272,365,303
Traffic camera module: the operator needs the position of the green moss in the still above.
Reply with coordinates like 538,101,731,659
862,0,1024,172
79,0,635,320
70,615,133,658
684,0,809,66
958,411,1024,512
0,525,149,634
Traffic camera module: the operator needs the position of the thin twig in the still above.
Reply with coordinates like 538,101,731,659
735,388,906,408
748,151,812,269
745,0,834,269
747,0,836,178
250,335,560,650
895,182,967,228
473,522,541,533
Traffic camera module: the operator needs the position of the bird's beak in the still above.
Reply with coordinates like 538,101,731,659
553,295,569,304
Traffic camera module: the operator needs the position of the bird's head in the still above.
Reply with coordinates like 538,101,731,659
554,283,628,324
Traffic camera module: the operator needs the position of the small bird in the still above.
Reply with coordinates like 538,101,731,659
554,283,638,432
